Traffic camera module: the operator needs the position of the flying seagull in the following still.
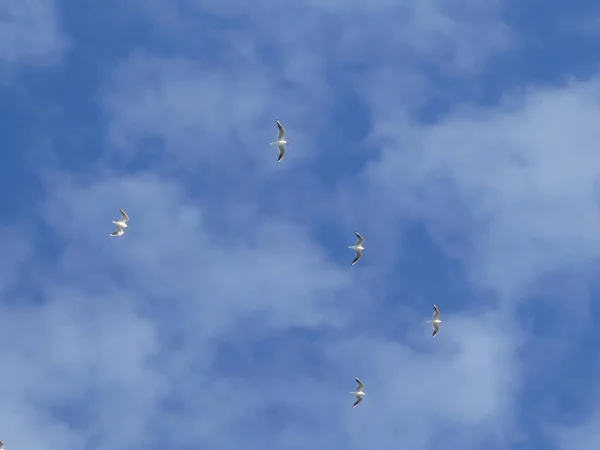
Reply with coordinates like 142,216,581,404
427,304,442,337
110,209,129,237
270,119,289,162
348,232,365,265
349,377,366,408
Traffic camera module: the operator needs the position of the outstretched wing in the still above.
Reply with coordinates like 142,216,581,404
352,396,363,408
119,209,129,222
432,304,440,320
276,119,285,140
277,145,286,162
355,231,364,246
432,323,440,337
351,249,363,265
110,225,124,236
355,377,364,390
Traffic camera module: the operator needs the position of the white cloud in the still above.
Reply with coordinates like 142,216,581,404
125,0,512,73
99,0,513,169
99,49,322,168
360,76,600,303
99,48,339,174
314,311,521,450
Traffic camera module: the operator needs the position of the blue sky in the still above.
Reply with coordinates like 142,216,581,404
2,0,600,449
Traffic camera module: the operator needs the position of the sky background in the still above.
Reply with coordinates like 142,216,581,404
2,0,600,449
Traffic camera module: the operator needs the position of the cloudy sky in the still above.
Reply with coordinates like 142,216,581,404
2,0,600,449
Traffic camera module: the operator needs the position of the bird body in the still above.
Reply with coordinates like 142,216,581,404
112,220,128,228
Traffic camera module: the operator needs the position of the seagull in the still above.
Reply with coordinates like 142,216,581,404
110,209,129,237
427,304,442,337
349,377,366,408
270,119,289,162
348,231,365,265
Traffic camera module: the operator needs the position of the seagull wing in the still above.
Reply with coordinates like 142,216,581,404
352,249,363,265
276,120,285,140
111,225,124,236
355,377,364,390
432,323,439,337
432,304,440,320
277,145,286,162
355,231,364,246
352,396,363,408
119,209,129,222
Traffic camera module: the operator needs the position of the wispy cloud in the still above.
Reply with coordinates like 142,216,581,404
361,77,600,302
99,0,513,169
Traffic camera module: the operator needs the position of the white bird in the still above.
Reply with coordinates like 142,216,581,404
110,209,129,237
349,377,366,408
348,231,365,265
269,119,289,162
427,304,442,337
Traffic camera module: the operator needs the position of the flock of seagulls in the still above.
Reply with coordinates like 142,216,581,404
105,119,445,410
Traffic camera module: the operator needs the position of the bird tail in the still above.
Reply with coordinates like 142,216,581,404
270,141,277,145
348,245,356,249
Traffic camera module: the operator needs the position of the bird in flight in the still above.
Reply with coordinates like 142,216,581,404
110,209,129,236
348,231,365,265
349,377,366,408
270,119,289,162
427,304,442,337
